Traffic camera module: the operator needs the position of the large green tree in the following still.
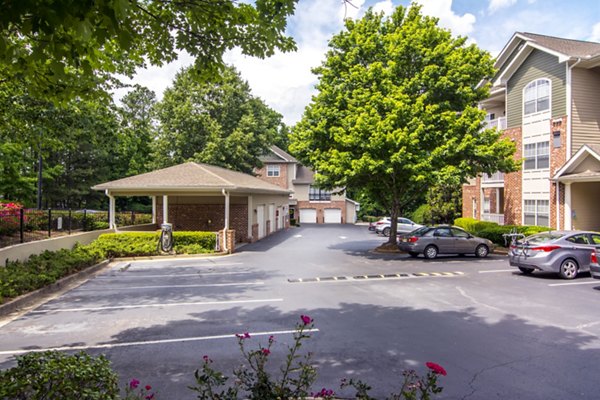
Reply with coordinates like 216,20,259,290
151,66,286,174
0,0,298,101
290,5,518,244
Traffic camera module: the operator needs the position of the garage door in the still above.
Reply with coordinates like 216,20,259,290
299,208,317,224
324,208,342,224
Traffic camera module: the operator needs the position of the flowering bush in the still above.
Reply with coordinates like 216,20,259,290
0,201,23,236
190,315,446,400
123,378,157,400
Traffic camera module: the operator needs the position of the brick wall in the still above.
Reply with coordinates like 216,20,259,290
503,127,523,225
157,204,248,242
296,200,347,223
549,116,567,228
462,180,480,219
255,163,289,189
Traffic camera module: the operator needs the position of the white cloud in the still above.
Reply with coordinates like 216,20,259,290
414,0,476,37
488,0,517,13
590,22,600,42
372,0,394,16
342,0,366,20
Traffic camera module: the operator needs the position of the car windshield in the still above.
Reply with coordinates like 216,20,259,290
411,226,431,236
525,232,564,245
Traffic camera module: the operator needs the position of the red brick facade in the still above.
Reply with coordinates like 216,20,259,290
157,204,248,243
296,200,347,223
502,127,523,225
255,164,289,189
549,116,567,229
462,179,480,219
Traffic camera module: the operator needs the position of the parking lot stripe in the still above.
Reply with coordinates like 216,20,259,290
29,298,284,314
548,281,599,287
0,328,320,357
288,272,465,283
76,282,265,291
96,271,255,279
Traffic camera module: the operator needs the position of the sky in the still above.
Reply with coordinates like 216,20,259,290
119,0,600,126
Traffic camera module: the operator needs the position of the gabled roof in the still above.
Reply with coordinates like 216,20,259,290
553,144,600,183
259,145,298,163
292,165,315,184
492,32,600,87
92,162,291,194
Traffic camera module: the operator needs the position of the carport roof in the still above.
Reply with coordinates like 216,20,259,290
92,162,292,194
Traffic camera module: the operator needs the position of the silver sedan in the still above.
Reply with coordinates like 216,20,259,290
509,231,600,279
398,226,494,259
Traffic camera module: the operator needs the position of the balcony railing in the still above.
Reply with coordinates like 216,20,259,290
481,213,505,225
485,117,507,131
482,172,504,182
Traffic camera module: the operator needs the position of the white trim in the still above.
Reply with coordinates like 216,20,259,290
522,78,551,117
566,58,582,158
553,144,600,179
162,195,168,224
494,44,533,87
556,182,560,230
266,164,281,177
247,195,253,239
564,183,572,229
151,196,156,224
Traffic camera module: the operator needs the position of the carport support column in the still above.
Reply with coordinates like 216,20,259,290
107,192,116,229
222,189,230,253
564,183,572,230
248,195,253,240
152,196,157,224
162,195,169,224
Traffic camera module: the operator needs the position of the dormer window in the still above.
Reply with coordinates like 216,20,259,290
267,164,280,177
524,79,550,115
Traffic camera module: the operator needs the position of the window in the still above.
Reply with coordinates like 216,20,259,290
524,79,550,115
524,142,549,170
524,199,549,226
591,234,600,245
451,228,470,238
309,186,331,201
566,234,591,245
434,228,452,237
267,164,280,177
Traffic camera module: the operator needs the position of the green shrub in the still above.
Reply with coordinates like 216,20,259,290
90,232,160,258
0,245,103,303
453,218,553,246
411,204,431,225
173,231,216,250
0,351,120,399
290,218,297,226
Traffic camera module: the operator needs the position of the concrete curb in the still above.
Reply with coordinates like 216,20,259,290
112,251,229,262
0,260,112,319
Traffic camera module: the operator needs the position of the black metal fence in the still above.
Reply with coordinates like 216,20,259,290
0,209,153,249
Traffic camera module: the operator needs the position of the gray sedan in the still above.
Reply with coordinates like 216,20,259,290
591,250,600,280
509,231,600,279
398,226,494,259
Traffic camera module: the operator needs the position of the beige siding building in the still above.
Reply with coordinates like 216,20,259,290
462,32,600,231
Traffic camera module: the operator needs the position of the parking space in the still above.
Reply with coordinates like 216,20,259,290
2,224,600,399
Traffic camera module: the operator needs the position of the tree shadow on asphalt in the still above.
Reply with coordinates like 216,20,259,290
5,301,594,400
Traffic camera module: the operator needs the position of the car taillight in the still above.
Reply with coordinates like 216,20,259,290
408,236,418,243
530,245,561,252
592,251,598,264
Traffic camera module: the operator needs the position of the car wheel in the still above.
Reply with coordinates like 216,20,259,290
408,252,419,258
475,244,489,258
424,245,438,259
382,227,390,237
518,267,534,275
559,259,578,279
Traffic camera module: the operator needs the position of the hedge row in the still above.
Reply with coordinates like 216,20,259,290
0,231,217,304
454,217,551,246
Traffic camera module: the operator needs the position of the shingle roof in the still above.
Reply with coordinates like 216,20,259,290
519,32,600,58
92,162,291,194
259,145,298,163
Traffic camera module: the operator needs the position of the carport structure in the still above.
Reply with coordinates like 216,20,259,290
92,162,291,248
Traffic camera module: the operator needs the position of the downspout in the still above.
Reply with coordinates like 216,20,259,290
555,180,560,230
566,57,582,158
222,189,230,253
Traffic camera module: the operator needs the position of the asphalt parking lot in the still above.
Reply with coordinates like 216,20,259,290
2,224,600,399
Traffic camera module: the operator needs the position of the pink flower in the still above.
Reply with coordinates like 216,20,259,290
203,355,212,363
129,378,140,389
145,385,152,390
301,315,313,325
426,361,447,376
236,332,251,339
261,348,270,356
145,394,155,400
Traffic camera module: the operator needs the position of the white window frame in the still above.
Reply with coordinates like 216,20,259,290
523,141,550,170
523,78,551,116
523,199,550,226
266,164,280,177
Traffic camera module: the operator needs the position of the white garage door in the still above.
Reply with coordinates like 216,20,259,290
324,208,342,224
299,208,317,224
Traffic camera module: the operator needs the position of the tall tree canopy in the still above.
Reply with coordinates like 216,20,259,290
0,0,298,100
151,66,286,174
290,5,518,244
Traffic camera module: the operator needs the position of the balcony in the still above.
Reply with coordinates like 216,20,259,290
485,117,507,131
482,213,505,225
481,172,504,188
